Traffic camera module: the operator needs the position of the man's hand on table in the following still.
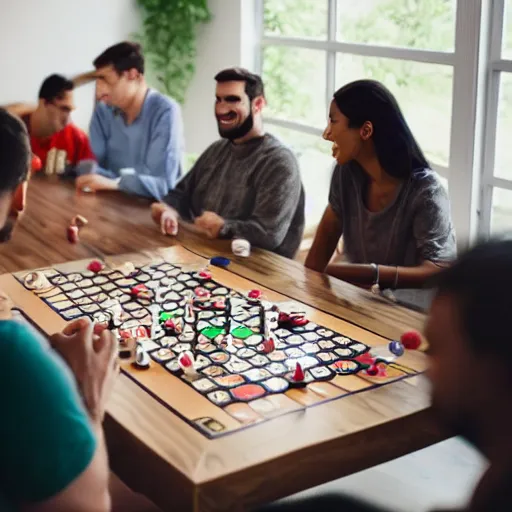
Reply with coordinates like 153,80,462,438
76,174,119,193
194,211,225,239
151,202,179,236
50,317,119,424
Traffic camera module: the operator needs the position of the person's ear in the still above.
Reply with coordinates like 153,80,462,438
252,96,265,113
126,68,139,81
360,121,373,141
12,181,27,215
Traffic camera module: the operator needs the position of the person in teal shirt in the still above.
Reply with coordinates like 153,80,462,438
0,108,117,511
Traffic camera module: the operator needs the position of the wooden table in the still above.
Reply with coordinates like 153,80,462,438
0,177,445,511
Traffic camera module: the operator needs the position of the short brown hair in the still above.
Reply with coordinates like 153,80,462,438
214,68,265,100
94,41,144,74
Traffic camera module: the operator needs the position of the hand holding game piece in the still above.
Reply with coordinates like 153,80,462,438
151,202,179,236
71,214,88,228
178,351,198,377
194,211,225,239
49,317,119,423
401,330,422,350
87,260,104,273
232,238,251,257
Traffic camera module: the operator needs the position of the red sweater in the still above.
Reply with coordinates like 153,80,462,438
22,115,95,174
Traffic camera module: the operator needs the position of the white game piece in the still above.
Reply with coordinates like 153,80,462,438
134,345,151,369
116,262,136,277
148,304,161,338
232,238,251,257
23,271,52,291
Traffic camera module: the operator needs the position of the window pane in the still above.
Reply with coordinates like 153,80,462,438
502,1,512,59
491,187,512,235
337,0,456,51
263,46,327,129
268,125,333,228
335,55,452,167
263,0,328,39
494,73,512,180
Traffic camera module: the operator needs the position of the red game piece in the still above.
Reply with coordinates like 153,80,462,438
213,299,226,309
356,352,376,366
87,260,104,273
31,154,42,173
67,225,79,244
291,316,308,327
262,338,275,353
248,289,262,300
179,352,192,368
292,362,305,382
401,330,422,350
131,284,149,298
164,319,177,330
366,364,379,376
198,270,212,280
194,287,210,299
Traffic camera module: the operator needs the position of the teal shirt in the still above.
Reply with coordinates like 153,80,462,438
0,320,96,510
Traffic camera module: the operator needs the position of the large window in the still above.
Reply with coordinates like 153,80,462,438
257,0,511,244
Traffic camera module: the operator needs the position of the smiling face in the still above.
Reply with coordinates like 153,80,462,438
94,65,140,109
214,81,254,140
323,100,372,165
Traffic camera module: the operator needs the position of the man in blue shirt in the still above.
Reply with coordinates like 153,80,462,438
76,42,183,200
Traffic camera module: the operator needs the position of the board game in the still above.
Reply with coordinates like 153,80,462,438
15,254,423,439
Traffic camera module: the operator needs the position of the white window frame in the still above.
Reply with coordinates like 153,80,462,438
255,0,488,249
478,0,512,237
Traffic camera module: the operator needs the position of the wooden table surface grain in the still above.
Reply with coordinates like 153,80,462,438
0,176,446,512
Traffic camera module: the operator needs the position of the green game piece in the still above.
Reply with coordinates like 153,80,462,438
231,326,254,340
201,326,225,340
159,312,175,322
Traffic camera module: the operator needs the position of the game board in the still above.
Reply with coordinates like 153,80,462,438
16,256,422,439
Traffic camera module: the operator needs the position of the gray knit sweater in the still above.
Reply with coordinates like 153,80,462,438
163,134,305,258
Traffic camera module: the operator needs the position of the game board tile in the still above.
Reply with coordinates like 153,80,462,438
67,289,85,300
302,332,320,342
47,293,69,303
123,302,143,311
210,317,225,327
261,377,289,393
284,347,305,359
80,304,101,314
237,348,257,359
165,359,181,373
211,287,229,296
171,343,192,354
335,348,354,358
267,350,287,362
60,283,77,292
318,340,336,350
330,374,374,392
248,394,303,418
77,279,93,288
230,383,266,401
207,390,232,406
37,268,59,277
150,348,175,363
82,286,102,296
243,334,263,347
134,273,151,283
51,276,69,285
138,340,160,352
214,374,245,388
359,363,408,385
317,352,337,363
203,282,217,290
309,366,334,380
330,360,361,375
52,300,75,311
301,342,320,354
115,278,137,287
317,328,334,338
192,378,218,393
286,335,304,346
197,342,217,354
224,358,251,373
36,288,60,298
224,403,263,425
306,381,348,399
267,362,288,376
195,355,211,370
332,336,352,346
202,326,225,340
286,387,327,406
74,297,92,306
201,365,226,378
231,326,254,340
249,354,270,367
163,291,181,301
350,342,368,355
92,276,109,285
61,308,83,320
242,368,271,382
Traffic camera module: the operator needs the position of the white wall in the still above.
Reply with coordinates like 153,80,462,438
181,0,258,154
0,0,140,131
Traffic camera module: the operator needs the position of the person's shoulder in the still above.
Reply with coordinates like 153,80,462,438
0,319,44,361
93,101,115,121
65,123,90,140
259,133,300,169
409,168,449,198
147,90,181,116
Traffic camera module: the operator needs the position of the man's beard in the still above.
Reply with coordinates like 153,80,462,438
0,219,15,243
217,112,254,140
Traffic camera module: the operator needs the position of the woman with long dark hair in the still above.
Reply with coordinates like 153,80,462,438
305,80,456,294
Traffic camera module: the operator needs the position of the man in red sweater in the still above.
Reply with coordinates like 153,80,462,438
6,74,95,176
